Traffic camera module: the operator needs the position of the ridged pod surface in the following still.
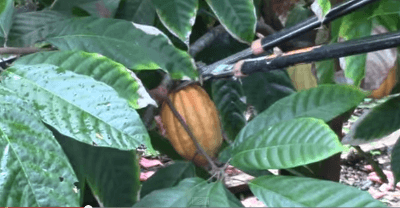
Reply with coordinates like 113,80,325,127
160,84,223,167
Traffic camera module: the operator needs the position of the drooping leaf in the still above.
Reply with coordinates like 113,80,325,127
287,64,318,91
1,64,153,152
242,71,296,113
115,0,156,25
45,17,197,79
249,175,386,207
14,50,157,109
229,118,343,170
53,128,141,207
342,95,400,145
140,161,196,198
134,178,243,207
0,86,80,207
212,79,246,141
205,0,256,43
152,0,198,46
7,10,68,47
391,137,400,185
0,0,13,45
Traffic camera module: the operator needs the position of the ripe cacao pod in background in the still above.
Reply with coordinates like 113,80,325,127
369,65,397,99
160,84,223,167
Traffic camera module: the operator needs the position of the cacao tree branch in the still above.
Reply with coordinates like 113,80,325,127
353,146,388,183
0,47,52,55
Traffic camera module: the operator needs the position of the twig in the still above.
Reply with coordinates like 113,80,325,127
353,146,388,183
0,47,51,55
189,25,226,57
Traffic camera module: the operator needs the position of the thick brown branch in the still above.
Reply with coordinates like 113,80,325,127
0,47,51,55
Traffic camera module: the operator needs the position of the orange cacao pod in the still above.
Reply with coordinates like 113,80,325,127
370,65,397,99
160,84,223,167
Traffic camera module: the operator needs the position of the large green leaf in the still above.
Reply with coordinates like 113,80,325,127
8,10,68,47
0,86,80,207
237,84,365,144
391,137,400,185
152,0,198,46
0,64,152,151
14,50,156,109
342,95,400,145
53,128,141,207
249,175,386,207
205,0,256,43
229,118,343,170
115,0,156,25
45,17,197,79
140,161,196,198
0,0,13,45
242,71,296,113
211,79,246,141
134,178,243,207
220,85,365,162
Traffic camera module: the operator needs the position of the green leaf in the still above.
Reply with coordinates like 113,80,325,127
8,10,68,47
391,138,400,185
0,0,13,45
14,50,156,109
249,175,386,207
134,178,243,207
229,118,343,170
0,86,80,207
243,71,296,113
205,0,256,43
78,0,121,18
45,17,197,79
338,6,373,87
1,64,153,151
152,0,198,46
237,84,366,144
115,0,156,25
377,14,400,32
316,59,335,84
51,0,97,15
372,1,400,17
286,3,312,28
211,79,246,141
140,161,196,198
148,130,184,160
53,129,141,207
342,95,400,145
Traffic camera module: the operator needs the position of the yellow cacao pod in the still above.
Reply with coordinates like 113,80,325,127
160,84,223,167
369,65,397,99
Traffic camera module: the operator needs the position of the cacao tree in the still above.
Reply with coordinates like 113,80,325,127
1,0,400,207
